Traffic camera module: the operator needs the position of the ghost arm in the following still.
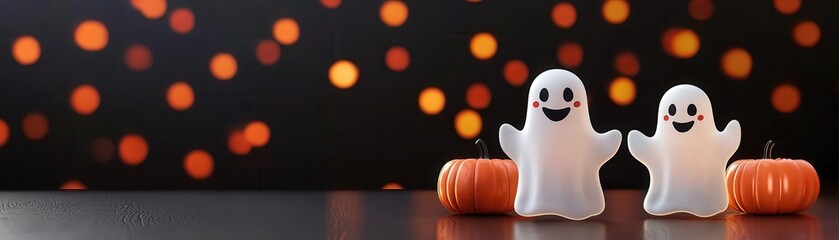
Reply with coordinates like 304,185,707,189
499,124,522,162
594,129,622,164
627,130,656,165
718,120,742,160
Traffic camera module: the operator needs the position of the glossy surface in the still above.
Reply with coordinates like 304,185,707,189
0,190,836,239
437,159,518,214
726,158,820,214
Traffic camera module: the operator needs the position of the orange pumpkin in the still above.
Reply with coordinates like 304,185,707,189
726,140,819,214
437,139,518,214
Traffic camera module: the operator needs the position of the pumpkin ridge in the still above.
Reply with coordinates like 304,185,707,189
448,160,464,213
727,161,742,212
733,161,752,212
471,159,479,214
798,161,819,212
502,161,517,213
498,160,511,213
438,161,455,211
789,160,807,213
772,160,782,214
753,160,764,213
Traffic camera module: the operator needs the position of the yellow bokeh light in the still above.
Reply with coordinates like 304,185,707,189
74,20,109,52
470,32,497,60
663,28,700,59
772,84,801,113
380,0,409,27
184,150,214,180
774,0,801,15
329,60,359,89
793,21,820,48
721,48,752,80
602,0,630,24
167,81,195,111
131,0,167,20
22,112,48,140
244,121,271,147
609,77,636,106
0,119,8,147
210,52,237,81
12,35,40,65
552,2,577,29
228,130,252,155
418,87,446,115
119,134,148,166
273,18,300,45
454,109,482,139
169,8,195,34
70,84,101,116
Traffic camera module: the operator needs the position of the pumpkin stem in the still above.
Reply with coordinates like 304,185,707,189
763,140,775,159
475,139,489,159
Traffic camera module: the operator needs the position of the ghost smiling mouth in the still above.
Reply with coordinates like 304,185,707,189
542,107,570,122
672,121,694,133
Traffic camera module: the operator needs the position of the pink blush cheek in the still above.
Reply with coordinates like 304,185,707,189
663,115,669,121
698,115,704,121
533,101,540,108
573,101,580,108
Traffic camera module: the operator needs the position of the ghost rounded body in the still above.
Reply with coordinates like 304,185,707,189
628,84,741,217
499,69,621,220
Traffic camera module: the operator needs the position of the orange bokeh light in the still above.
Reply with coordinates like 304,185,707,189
385,46,411,72
721,47,752,80
470,32,497,60
256,39,281,66
244,121,271,147
793,21,820,48
166,81,195,111
614,51,640,76
74,20,109,52
774,0,801,15
609,77,636,106
131,0,167,20
124,44,153,72
169,8,195,34
12,35,40,65
0,119,8,147
662,28,700,59
91,137,115,163
772,84,801,113
688,0,714,21
557,42,583,68
454,109,482,139
380,0,409,27
228,130,252,155
329,60,359,89
210,52,237,81
273,18,300,45
71,84,101,115
22,112,48,140
184,150,214,180
602,0,630,24
552,2,577,29
466,83,491,110
321,0,342,9
418,87,446,115
503,59,529,87
60,179,87,190
119,134,148,166
382,182,404,190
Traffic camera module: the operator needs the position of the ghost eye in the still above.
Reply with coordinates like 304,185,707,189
687,104,697,116
539,88,549,102
668,104,676,116
563,87,573,102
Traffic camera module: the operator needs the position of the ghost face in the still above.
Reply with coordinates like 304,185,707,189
658,85,713,134
528,70,585,123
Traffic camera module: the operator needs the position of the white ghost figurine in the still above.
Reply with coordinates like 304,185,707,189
499,69,621,220
628,84,741,217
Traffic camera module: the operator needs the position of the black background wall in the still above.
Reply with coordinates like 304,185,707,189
0,0,836,190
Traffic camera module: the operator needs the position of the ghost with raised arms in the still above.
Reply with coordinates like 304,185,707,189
628,84,741,217
499,69,621,220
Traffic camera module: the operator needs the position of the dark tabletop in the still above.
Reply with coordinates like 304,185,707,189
0,190,836,239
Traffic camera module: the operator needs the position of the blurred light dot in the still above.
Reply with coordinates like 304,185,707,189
12,35,40,65
385,46,410,72
772,84,801,113
470,32,497,60
273,18,300,45
557,42,583,68
228,130,252,155
329,60,359,89
609,77,636,106
71,84,101,116
466,83,491,110
662,28,700,59
774,0,801,15
22,112,48,140
688,0,714,21
552,2,577,29
382,182,404,190
256,39,281,66
418,87,446,115
793,21,820,48
60,179,87,190
74,20,109,52
614,51,640,76
602,0,630,24
184,150,214,180
503,59,529,87
124,44,153,71
167,81,195,111
244,121,271,147
169,8,195,34
119,134,148,166
210,52,237,81
131,0,167,20
721,47,752,80
380,0,409,27
321,0,341,9
454,109,482,139
0,119,8,147
91,137,115,163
